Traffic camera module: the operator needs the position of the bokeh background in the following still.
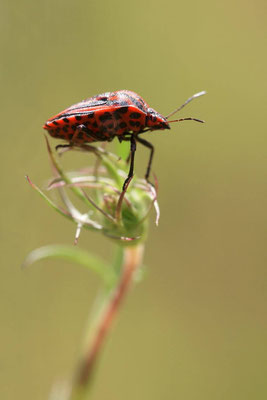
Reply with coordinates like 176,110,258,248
1,0,267,399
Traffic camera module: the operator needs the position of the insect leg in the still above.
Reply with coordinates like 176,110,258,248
55,124,97,152
55,124,85,151
55,143,71,151
71,124,91,144
136,136,154,181
122,135,136,191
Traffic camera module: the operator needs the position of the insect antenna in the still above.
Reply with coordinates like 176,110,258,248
168,117,205,124
165,91,206,120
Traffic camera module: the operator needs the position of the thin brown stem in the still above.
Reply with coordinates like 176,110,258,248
69,244,144,400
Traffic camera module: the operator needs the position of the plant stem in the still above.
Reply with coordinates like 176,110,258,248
69,244,144,400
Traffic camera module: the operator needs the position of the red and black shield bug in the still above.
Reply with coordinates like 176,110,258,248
43,90,206,190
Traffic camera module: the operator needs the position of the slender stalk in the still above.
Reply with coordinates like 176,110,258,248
69,244,144,400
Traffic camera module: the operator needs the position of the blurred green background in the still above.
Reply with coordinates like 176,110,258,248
1,0,267,399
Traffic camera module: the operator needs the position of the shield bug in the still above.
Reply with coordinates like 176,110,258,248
43,90,206,190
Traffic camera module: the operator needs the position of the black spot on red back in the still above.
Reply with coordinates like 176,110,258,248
129,120,141,127
130,112,141,119
99,112,112,121
117,106,129,114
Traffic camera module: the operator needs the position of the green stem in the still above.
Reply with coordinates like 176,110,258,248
69,244,144,400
